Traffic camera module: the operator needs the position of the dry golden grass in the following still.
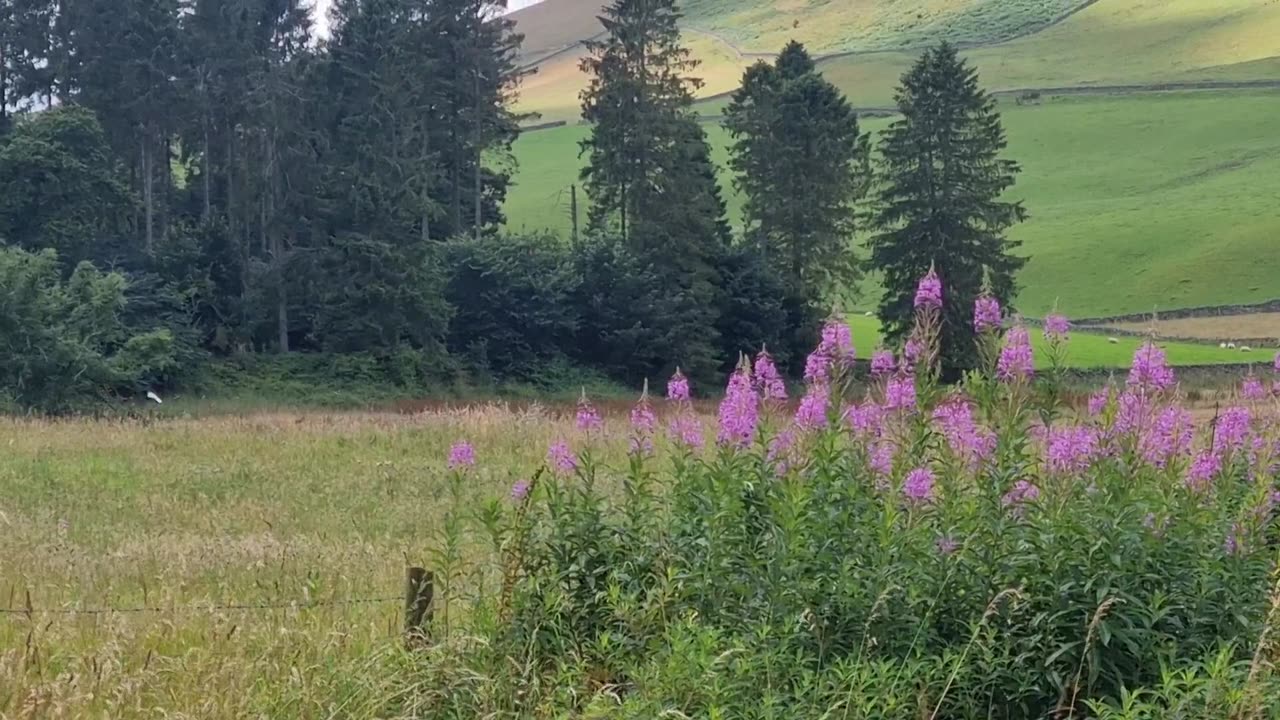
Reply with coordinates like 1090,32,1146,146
1109,313,1280,343
0,407,649,718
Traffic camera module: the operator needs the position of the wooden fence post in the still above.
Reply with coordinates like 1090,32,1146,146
403,566,434,648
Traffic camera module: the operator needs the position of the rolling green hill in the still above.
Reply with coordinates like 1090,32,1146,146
513,0,1280,121
505,91,1280,319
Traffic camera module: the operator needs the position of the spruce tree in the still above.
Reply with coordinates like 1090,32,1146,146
867,43,1027,372
578,0,730,383
724,41,868,303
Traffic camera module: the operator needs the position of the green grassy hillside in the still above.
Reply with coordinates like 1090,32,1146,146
505,91,1280,318
515,0,1280,121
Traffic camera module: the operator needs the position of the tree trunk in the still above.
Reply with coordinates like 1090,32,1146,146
202,116,212,221
276,229,291,353
161,136,171,244
141,134,154,253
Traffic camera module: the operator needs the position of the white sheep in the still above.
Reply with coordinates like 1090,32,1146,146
1219,342,1227,349
1228,342,1237,349
863,311,873,317
1241,346,1252,353
1107,337,1119,344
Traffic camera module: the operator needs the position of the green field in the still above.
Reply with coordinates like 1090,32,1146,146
843,315,1274,368
507,90,1280,318
516,0,1280,123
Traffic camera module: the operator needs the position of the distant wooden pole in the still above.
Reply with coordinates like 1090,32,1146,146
403,567,434,648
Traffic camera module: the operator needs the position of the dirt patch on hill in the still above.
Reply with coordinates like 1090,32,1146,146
1108,313,1280,343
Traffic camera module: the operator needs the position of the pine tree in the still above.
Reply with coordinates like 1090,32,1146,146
724,41,868,303
578,0,731,383
578,0,703,248
867,43,1027,372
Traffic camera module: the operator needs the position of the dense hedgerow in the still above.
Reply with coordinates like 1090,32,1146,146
375,271,1280,719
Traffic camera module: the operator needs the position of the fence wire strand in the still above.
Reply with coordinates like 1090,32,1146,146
0,595,400,617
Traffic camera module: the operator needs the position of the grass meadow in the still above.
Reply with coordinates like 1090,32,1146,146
506,90,1280,319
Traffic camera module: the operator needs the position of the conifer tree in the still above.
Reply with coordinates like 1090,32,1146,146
867,43,1027,372
725,41,868,302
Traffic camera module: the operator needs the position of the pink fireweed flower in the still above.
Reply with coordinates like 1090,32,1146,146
1043,314,1070,340
1002,480,1040,515
717,362,760,448
576,394,603,433
997,326,1034,382
869,441,896,481
932,399,995,469
1087,388,1111,416
447,441,476,470
1274,351,1280,373
1139,406,1195,468
914,267,943,309
1242,375,1267,401
794,383,830,431
820,319,856,360
768,428,799,473
804,349,832,384
903,467,936,503
845,401,885,438
668,415,705,450
935,535,960,556
754,350,787,401
1045,425,1098,474
547,440,576,475
629,393,656,456
1213,406,1252,456
885,373,917,411
973,295,1002,333
1127,343,1175,392
871,349,896,376
904,337,924,365
510,479,531,502
667,370,690,402
1185,451,1220,493
1114,390,1152,435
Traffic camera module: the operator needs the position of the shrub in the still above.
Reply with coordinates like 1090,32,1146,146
381,273,1280,719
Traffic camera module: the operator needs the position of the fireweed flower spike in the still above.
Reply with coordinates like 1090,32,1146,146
447,441,476,470
629,383,657,455
871,349,895,376
754,348,787,401
576,391,603,433
914,265,943,310
547,440,576,475
667,369,690,402
903,467,936,503
973,294,1002,333
1128,342,1175,392
717,358,760,449
997,326,1034,382
885,373,917,411
1242,375,1267,401
794,383,830,431
510,479,531,502
1043,313,1070,341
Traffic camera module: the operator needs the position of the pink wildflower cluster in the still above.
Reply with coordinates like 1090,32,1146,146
973,295,1002,333
510,479,531,502
870,350,895,376
997,326,1034,382
1043,314,1070,341
447,441,476,470
1088,388,1111,416
1242,375,1267,401
1045,426,1098,474
805,319,856,383
1127,343,1175,392
885,374,917,411
932,398,995,470
1002,480,1040,516
794,383,830,431
914,267,943,310
717,361,759,449
666,369,704,450
845,401,885,438
903,467,936,503
754,350,787,401
629,392,657,456
576,394,603,433
547,440,576,475
1213,406,1253,456
1139,406,1194,468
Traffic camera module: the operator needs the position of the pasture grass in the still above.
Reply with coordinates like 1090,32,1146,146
507,90,1280,318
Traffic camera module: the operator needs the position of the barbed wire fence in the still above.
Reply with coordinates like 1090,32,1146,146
1,567,435,646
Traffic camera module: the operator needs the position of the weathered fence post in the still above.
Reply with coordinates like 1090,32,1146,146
403,566,434,649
